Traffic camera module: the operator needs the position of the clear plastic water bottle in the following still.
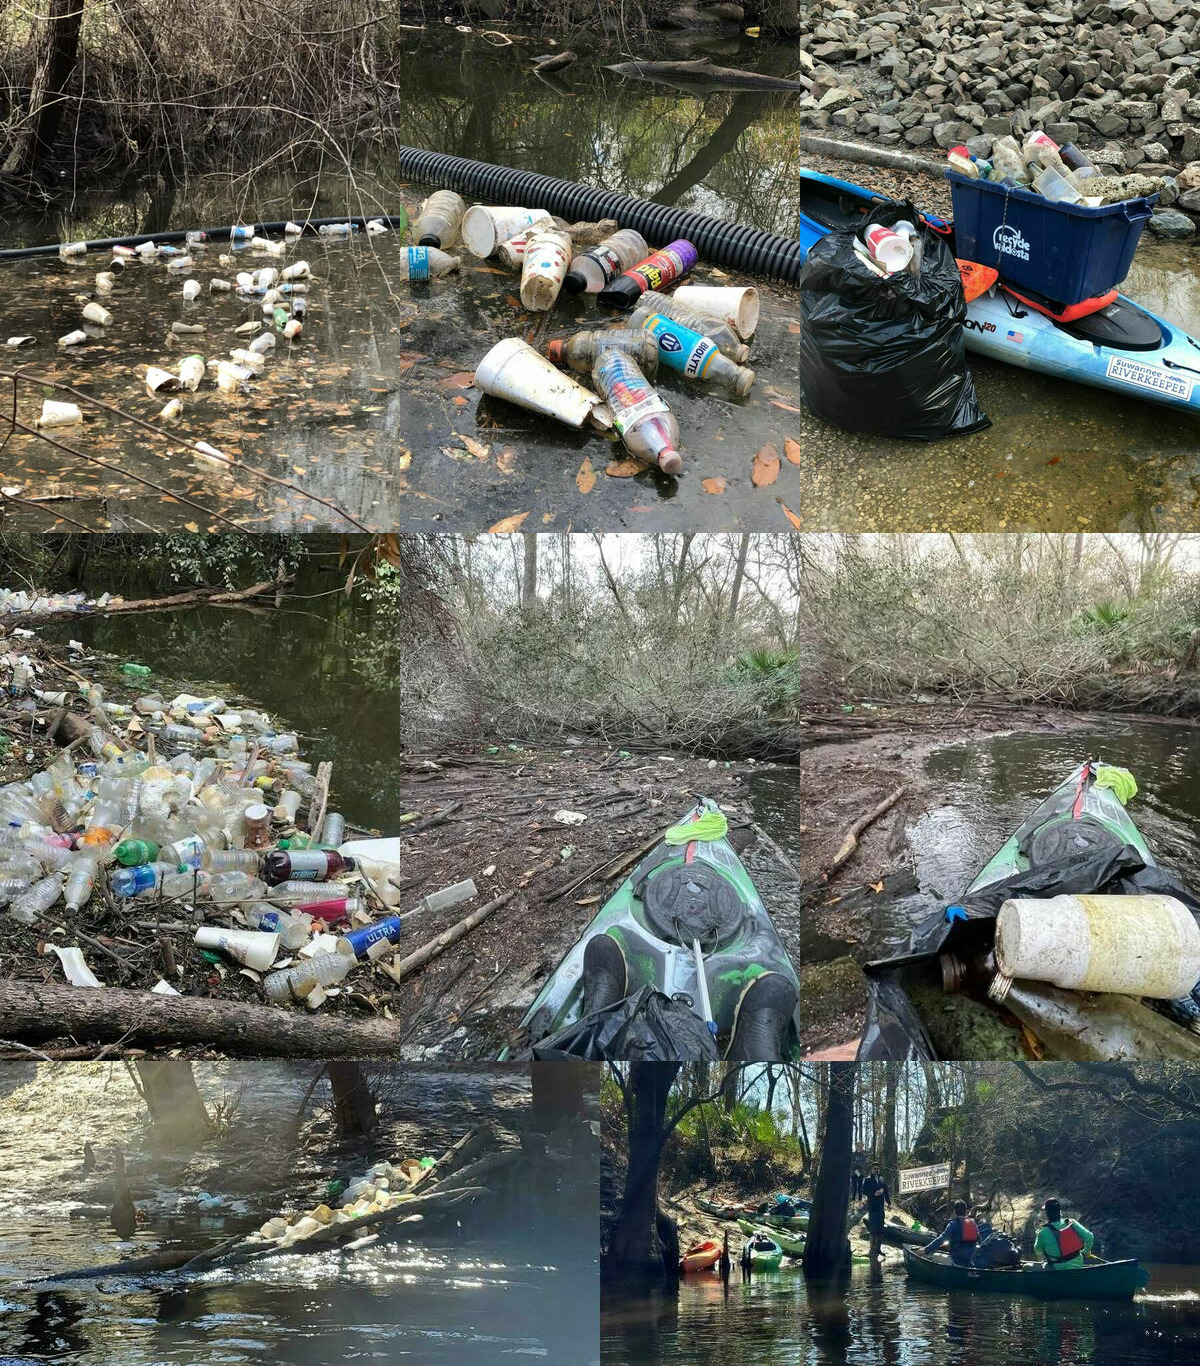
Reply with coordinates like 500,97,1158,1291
263,951,354,1003
592,347,683,475
9,873,63,923
564,228,650,295
63,856,98,912
546,329,660,376
322,812,346,846
0,875,33,905
414,190,467,248
203,848,261,874
245,902,313,950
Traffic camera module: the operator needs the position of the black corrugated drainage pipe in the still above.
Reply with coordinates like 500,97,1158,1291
1,146,810,281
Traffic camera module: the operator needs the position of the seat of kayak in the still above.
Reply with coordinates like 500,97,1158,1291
797,180,878,232
1020,815,1125,866
638,862,743,945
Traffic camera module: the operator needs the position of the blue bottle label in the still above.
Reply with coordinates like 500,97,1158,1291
642,314,718,379
407,246,431,281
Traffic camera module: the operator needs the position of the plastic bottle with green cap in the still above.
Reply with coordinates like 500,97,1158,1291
120,663,151,677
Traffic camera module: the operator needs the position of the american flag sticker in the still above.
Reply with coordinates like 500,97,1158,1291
1007,329,1024,344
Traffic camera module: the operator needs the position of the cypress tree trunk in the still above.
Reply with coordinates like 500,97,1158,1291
329,1062,378,1137
606,1062,681,1284
802,1062,855,1277
3,0,84,176
133,1062,211,1146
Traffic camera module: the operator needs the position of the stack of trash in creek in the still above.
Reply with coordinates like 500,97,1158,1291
0,630,474,1016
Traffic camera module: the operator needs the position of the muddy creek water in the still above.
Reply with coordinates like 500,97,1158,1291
602,1260,1200,1366
803,721,1200,967
2,28,1199,532
0,1063,598,1365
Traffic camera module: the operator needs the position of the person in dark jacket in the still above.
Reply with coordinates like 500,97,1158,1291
851,1150,866,1202
922,1200,981,1267
862,1164,890,1260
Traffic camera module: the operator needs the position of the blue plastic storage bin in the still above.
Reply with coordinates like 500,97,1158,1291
946,170,1155,306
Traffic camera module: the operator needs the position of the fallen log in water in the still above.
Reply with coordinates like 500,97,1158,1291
9,576,291,622
608,58,812,92
0,980,411,1057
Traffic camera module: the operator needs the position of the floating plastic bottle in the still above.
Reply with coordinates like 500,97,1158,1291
9,874,63,924
318,222,355,238
322,812,346,846
182,280,201,302
546,329,659,377
244,902,314,950
597,240,698,310
262,850,355,884
519,226,572,311
414,190,467,248
115,838,159,866
592,347,682,475
263,951,355,1003
637,314,756,396
564,229,649,295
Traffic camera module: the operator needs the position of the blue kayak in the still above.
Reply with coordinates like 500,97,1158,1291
793,168,1200,419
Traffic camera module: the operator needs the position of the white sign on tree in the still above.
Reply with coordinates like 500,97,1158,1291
898,1163,951,1195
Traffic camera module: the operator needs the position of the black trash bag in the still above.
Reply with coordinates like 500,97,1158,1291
523,985,720,1061
973,1232,1022,1269
795,199,991,441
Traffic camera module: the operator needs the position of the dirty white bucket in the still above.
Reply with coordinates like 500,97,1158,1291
993,893,1200,1001
673,285,760,340
475,337,603,428
36,400,83,427
461,206,553,259
195,926,280,971
519,226,572,311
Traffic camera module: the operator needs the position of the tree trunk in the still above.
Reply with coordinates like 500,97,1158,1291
521,532,538,611
0,980,413,1056
133,1061,211,1146
802,1063,855,1277
880,1067,899,1191
531,1060,592,1130
669,533,695,630
606,1062,681,1283
723,533,751,644
329,1062,377,1137
3,0,84,176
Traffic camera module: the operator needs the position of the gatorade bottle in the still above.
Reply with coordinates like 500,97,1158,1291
631,291,751,362
262,850,356,885
597,240,699,310
592,347,683,475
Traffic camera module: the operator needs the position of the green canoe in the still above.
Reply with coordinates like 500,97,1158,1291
967,760,1154,895
515,797,802,1058
737,1218,806,1256
741,1234,784,1270
904,1248,1148,1301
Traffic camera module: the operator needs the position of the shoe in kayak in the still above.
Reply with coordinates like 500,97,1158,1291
514,797,802,1059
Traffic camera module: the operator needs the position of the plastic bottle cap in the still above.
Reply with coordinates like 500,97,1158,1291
545,339,566,365
417,234,440,247
562,273,586,295
246,802,270,821
659,449,683,475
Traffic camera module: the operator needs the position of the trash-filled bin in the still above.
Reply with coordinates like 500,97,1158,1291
947,170,1155,307
794,199,990,442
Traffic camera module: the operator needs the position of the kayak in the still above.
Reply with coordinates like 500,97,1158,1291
515,797,803,1058
903,1248,1149,1300
742,1235,784,1270
794,168,1200,420
755,1210,809,1232
737,1219,806,1256
967,760,1154,893
695,1195,746,1219
680,1238,722,1273
862,1213,935,1247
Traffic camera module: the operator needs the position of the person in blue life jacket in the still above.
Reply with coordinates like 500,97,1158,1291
862,1163,890,1260
922,1200,981,1267
1033,1199,1094,1269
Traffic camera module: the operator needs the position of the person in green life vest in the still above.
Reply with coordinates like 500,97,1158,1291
1033,1199,1094,1269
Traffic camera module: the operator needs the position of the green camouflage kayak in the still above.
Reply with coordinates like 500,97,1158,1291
516,797,802,1057
738,1219,805,1256
741,1233,784,1269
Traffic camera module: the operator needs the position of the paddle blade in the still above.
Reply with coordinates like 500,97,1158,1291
958,259,999,302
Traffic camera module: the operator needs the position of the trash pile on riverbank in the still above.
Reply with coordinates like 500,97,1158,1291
0,626,478,1053
795,0,1200,233
393,743,793,1057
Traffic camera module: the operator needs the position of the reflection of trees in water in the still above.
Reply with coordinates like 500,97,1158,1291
21,1290,90,1358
